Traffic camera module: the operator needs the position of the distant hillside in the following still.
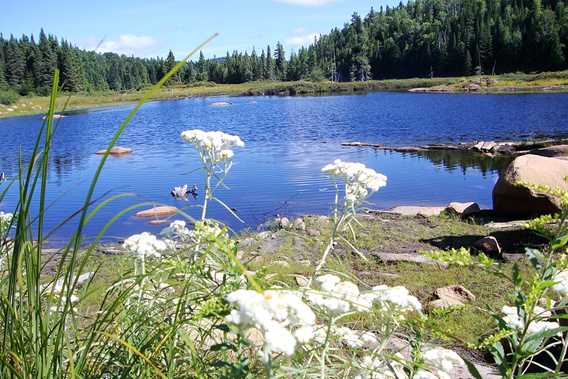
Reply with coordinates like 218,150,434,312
0,0,567,96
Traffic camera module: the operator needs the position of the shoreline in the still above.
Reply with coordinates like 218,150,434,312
1,71,568,119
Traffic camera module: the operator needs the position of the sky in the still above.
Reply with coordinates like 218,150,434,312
0,0,398,60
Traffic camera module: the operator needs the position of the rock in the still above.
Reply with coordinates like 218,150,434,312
272,260,290,268
135,206,178,218
389,206,445,217
485,220,527,230
293,218,306,231
209,101,231,107
428,285,476,309
472,141,497,153
375,252,448,268
473,236,502,256
96,146,133,155
464,82,482,91
532,144,568,158
445,202,481,217
294,275,309,287
277,217,290,229
493,155,568,217
306,228,321,237
493,143,516,155
148,219,171,225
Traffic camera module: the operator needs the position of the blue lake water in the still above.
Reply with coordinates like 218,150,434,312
0,92,567,244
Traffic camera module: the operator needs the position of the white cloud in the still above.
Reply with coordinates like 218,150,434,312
287,32,319,46
81,34,160,57
275,0,335,6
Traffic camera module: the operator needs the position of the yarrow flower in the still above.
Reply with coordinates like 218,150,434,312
123,232,167,259
354,353,407,379
305,275,421,317
552,270,568,297
501,305,560,336
305,274,361,314
335,326,380,349
225,289,316,362
161,220,192,241
358,285,423,315
180,129,244,166
0,211,12,224
321,159,387,207
414,347,465,379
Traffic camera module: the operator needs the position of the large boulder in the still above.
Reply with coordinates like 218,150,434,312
493,155,568,217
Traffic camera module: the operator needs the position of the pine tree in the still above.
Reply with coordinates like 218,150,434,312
264,45,274,80
164,50,178,84
274,42,286,80
5,36,25,89
38,29,57,93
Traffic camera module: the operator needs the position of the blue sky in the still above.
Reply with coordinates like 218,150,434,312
0,0,397,59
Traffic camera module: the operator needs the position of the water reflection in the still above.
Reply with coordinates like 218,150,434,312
397,149,512,175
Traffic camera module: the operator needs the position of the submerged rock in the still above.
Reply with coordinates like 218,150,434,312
135,206,178,218
493,154,568,217
209,101,231,107
96,146,133,156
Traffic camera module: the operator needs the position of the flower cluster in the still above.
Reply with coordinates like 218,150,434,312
161,220,192,241
552,270,568,297
0,211,13,233
501,305,560,336
335,326,380,349
354,353,406,379
305,274,422,317
181,129,244,166
225,289,316,362
321,159,387,207
415,347,465,379
123,232,167,259
306,274,361,313
354,347,464,379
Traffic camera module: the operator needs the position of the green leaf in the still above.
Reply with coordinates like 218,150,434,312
551,233,568,250
462,356,483,379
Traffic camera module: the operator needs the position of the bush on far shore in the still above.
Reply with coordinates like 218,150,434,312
0,88,19,105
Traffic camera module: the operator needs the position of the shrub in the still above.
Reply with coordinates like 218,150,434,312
0,88,19,105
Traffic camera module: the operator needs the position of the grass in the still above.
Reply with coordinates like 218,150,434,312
1,70,568,119
224,214,520,349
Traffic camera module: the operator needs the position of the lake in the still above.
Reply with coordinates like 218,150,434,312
0,92,567,244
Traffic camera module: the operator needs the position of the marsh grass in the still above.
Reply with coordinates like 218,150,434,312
0,35,221,378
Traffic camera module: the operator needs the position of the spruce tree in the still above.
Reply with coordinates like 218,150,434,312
5,37,25,89
38,29,57,93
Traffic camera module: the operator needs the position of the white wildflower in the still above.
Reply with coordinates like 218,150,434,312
552,270,568,297
0,211,13,224
335,326,380,349
225,289,316,362
321,159,387,207
358,285,422,315
181,129,244,166
415,347,465,379
501,305,560,336
123,232,167,259
305,274,360,314
354,353,408,379
161,220,192,240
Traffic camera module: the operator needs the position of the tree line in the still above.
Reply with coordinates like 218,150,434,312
1,0,567,96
